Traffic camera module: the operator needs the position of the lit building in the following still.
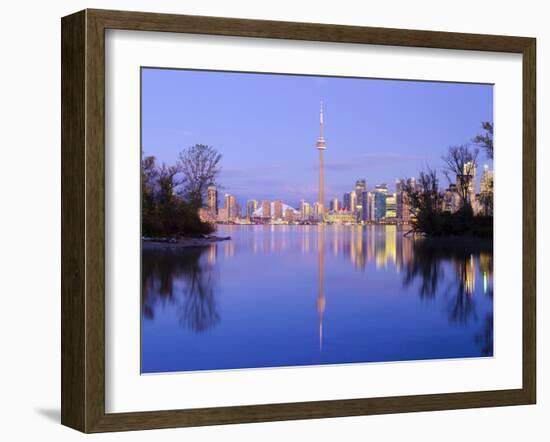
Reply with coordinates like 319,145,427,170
224,194,237,221
330,197,340,212
361,191,373,222
355,179,366,219
246,199,258,219
349,190,357,213
373,184,388,221
480,164,494,194
284,207,296,223
325,211,356,224
480,164,494,216
313,202,324,221
207,186,218,214
273,200,283,220
261,200,271,218
385,193,397,218
300,200,311,221
457,161,477,204
396,179,405,219
343,192,352,211
217,207,228,223
443,184,461,213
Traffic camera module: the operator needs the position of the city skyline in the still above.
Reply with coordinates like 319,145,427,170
142,68,493,208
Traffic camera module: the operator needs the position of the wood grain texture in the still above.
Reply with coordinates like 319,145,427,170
61,10,86,432
61,8,537,433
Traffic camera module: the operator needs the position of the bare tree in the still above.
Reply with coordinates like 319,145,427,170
403,167,442,235
473,122,494,160
442,144,479,207
178,144,222,209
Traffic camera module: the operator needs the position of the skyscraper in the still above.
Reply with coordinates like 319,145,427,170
361,191,372,221
261,200,271,218
207,186,218,214
273,200,283,220
246,199,258,219
343,192,351,211
224,194,237,221
316,102,326,221
350,190,357,213
300,200,311,221
355,179,366,220
385,193,397,218
374,184,388,221
330,197,340,212
480,164,494,216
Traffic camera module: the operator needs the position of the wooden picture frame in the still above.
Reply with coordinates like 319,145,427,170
61,8,536,433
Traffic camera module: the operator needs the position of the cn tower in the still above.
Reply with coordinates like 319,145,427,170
316,102,326,220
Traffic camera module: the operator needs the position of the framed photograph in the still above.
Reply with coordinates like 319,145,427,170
61,9,536,433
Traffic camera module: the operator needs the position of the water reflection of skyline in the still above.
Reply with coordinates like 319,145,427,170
142,225,494,372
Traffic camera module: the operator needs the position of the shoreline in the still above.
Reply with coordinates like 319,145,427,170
142,235,231,249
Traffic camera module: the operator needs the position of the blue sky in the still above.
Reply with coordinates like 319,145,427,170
142,68,493,208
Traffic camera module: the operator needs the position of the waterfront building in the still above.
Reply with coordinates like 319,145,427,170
217,207,229,223
261,200,271,218
373,184,388,221
325,211,356,224
443,184,461,213
273,200,283,220
361,191,372,222
300,200,311,221
224,194,237,221
355,179,366,219
457,161,477,204
313,202,323,221
385,193,397,218
284,207,296,223
207,186,218,214
246,199,258,219
480,164,494,215
349,190,357,213
343,192,351,211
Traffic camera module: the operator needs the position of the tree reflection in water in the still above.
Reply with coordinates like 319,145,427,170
403,237,494,355
142,244,220,333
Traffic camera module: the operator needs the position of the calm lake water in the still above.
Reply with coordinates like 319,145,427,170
141,225,493,373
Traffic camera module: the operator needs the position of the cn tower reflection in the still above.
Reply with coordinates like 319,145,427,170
317,224,326,351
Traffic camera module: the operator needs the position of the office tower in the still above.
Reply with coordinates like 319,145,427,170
246,199,258,219
207,186,218,214
374,184,388,221
480,164,494,195
343,192,351,211
284,207,295,223
224,194,237,221
385,193,397,218
300,200,311,221
261,200,271,218
361,191,372,221
350,190,357,213
395,179,413,221
330,197,340,212
457,161,477,204
273,200,283,220
355,179,366,218
480,164,494,215
316,102,326,221
313,202,323,221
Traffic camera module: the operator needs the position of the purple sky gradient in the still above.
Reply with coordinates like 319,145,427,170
141,68,493,208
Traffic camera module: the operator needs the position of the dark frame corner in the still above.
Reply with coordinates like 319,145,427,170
61,8,536,433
